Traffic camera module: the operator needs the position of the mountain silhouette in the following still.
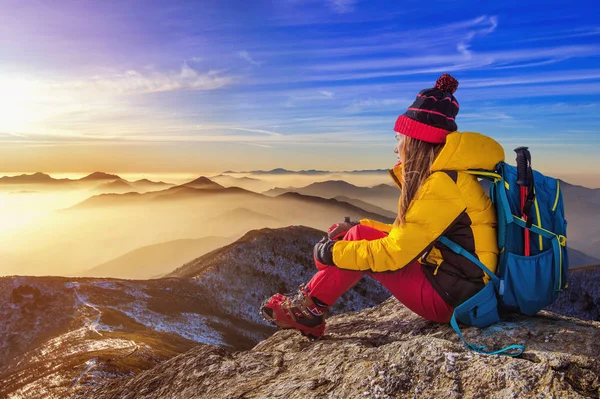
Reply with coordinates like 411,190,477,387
334,195,397,219
569,247,600,268
0,172,57,183
0,172,171,194
91,179,134,194
264,180,399,212
67,191,147,209
79,172,122,181
66,185,256,209
210,174,260,182
129,179,174,191
275,192,395,224
181,176,223,189
209,175,268,192
0,173,75,192
153,186,261,203
133,178,168,185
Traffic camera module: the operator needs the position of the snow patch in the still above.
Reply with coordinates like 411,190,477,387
72,358,97,387
74,288,103,336
108,301,224,346
89,281,120,290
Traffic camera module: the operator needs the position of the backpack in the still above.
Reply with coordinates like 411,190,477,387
439,147,569,356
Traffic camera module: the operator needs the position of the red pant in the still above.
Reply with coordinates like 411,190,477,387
307,225,453,323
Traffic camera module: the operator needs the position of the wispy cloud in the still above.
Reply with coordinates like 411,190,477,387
1,131,29,138
310,45,597,73
238,50,262,66
518,27,600,43
55,63,235,95
456,15,497,59
227,127,282,136
319,90,334,99
460,70,600,88
238,142,273,148
327,0,358,13
459,111,513,120
344,98,410,113
251,15,498,59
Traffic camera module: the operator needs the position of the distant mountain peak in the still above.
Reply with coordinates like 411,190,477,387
132,178,172,186
309,180,357,188
183,176,224,189
80,172,121,181
0,172,55,183
102,179,132,188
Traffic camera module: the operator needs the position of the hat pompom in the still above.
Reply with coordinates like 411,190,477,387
435,73,458,94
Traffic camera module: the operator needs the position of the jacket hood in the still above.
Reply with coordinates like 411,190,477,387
431,132,505,172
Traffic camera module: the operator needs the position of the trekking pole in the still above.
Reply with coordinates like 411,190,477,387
514,147,532,256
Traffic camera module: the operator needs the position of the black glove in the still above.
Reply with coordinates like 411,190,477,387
327,217,359,240
313,237,336,268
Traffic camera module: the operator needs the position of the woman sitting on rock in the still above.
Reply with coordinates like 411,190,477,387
261,74,505,338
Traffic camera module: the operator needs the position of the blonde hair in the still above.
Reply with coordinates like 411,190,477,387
395,136,444,226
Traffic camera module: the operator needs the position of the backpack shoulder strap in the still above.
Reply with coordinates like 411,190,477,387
437,236,499,283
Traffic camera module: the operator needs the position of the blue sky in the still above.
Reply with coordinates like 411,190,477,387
0,0,599,186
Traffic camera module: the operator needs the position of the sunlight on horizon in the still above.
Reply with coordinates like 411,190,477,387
0,191,93,235
0,172,212,185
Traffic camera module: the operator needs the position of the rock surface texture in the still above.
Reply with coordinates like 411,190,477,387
85,297,600,399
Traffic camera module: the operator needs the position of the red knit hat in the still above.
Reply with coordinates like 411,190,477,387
394,74,460,144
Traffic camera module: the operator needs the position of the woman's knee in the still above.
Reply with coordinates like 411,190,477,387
343,224,387,241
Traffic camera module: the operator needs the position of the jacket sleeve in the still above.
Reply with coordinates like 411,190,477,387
332,172,466,272
359,218,393,233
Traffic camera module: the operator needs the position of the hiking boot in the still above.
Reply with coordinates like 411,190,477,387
261,286,329,339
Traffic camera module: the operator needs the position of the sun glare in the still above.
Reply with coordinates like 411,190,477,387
0,78,52,134
0,192,88,236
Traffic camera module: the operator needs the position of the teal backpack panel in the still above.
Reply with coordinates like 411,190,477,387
441,160,569,356
494,163,569,315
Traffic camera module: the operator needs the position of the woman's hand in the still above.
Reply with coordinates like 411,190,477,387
327,219,359,240
313,237,336,270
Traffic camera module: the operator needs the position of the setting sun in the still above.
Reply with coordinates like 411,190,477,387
0,78,44,134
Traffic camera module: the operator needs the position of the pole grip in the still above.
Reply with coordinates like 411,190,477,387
514,147,529,186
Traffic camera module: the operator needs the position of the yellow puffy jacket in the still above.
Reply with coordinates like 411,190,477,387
332,132,505,306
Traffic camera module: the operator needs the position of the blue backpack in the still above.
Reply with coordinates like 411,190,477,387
439,147,569,356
